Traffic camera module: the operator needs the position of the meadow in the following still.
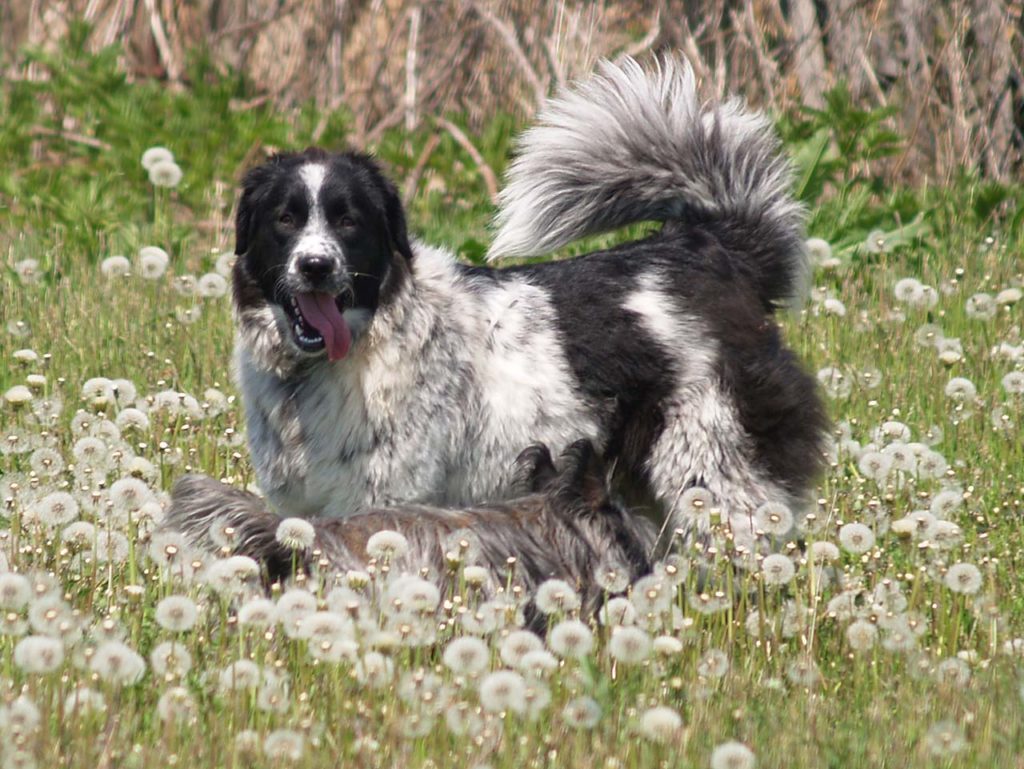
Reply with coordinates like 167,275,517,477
2,35,1024,768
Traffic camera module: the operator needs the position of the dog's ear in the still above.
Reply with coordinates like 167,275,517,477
235,163,277,256
381,176,414,262
511,444,558,493
555,439,611,511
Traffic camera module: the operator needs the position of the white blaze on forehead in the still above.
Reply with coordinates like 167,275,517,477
290,163,340,270
299,164,327,203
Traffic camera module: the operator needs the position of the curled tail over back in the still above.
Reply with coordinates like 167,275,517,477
488,55,808,308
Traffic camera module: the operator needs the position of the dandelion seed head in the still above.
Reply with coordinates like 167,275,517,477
754,501,794,536
562,695,602,729
217,660,261,692
150,641,192,677
638,706,682,742
275,517,316,550
711,741,756,769
547,619,594,659
479,669,528,714
137,246,169,279
148,159,183,188
264,729,305,761
155,595,198,632
923,720,966,757
607,626,651,664
197,272,229,298
500,630,544,668
535,578,581,615
100,255,131,279
760,553,796,586
697,648,730,679
838,522,875,554
90,639,146,685
141,146,174,170
598,596,637,627
13,634,64,674
965,292,996,320
817,366,852,399
934,657,971,688
366,529,409,560
845,619,878,652
944,562,983,595
64,686,106,716
443,635,490,676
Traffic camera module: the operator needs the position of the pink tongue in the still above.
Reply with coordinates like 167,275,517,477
295,293,352,361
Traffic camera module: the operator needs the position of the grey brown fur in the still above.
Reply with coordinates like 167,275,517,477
165,441,657,620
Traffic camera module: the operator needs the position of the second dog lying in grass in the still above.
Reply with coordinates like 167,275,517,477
166,440,658,623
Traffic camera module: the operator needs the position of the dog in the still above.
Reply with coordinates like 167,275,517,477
229,56,826,551
165,440,657,623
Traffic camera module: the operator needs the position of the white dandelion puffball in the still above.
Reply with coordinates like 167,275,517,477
845,620,878,652
90,640,146,685
479,669,528,714
965,292,996,320
711,741,756,769
365,529,409,559
535,578,581,615
197,272,229,298
638,706,682,742
805,237,832,265
607,626,651,664
148,159,183,188
754,501,793,536
944,377,977,401
13,635,64,674
1002,371,1024,395
4,385,32,406
547,619,594,659
264,729,305,761
698,648,730,679
100,255,131,279
944,562,983,595
442,636,490,676
500,630,544,668
838,522,875,554
155,595,199,632
141,146,175,170
275,517,316,550
138,246,169,279
760,554,796,586
562,696,602,729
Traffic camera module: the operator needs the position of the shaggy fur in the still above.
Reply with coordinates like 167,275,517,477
230,56,827,550
165,441,657,621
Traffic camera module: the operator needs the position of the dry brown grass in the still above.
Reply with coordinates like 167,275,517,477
4,0,1022,182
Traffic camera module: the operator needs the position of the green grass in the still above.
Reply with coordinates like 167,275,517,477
2,34,1024,769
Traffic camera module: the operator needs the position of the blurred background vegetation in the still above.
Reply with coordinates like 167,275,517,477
0,1,1021,269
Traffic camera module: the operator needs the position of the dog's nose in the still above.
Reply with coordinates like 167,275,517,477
296,255,334,280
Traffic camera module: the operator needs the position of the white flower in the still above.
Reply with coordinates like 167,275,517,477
845,619,878,652
197,272,228,298
944,562,983,595
857,451,893,483
0,696,41,736
965,292,996,320
217,660,261,692
562,696,602,729
697,648,730,679
754,502,793,536
996,287,1022,305
0,573,31,609
14,259,41,285
1002,371,1024,395
923,720,966,757
711,741,756,769
157,686,196,723
805,237,832,264
215,252,235,277
786,656,821,687
945,377,977,401
479,669,527,714
276,588,317,632
653,635,684,656
817,366,852,399
607,626,651,664
13,635,64,674
155,595,199,632
138,246,169,279
838,522,875,554
365,529,409,560
535,578,581,615
149,159,183,188
500,630,544,668
150,641,192,677
934,657,971,688
930,489,963,518
893,277,922,303
100,255,131,279
809,541,839,563
638,706,682,742
3,385,33,406
822,298,846,317
598,596,637,627
141,146,175,170
760,554,796,586
547,619,594,659
275,517,316,549
90,640,146,685
264,729,305,761
443,636,490,675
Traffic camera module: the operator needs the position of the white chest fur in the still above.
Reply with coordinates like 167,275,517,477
238,244,600,518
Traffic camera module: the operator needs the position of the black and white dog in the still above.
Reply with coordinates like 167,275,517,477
229,56,826,550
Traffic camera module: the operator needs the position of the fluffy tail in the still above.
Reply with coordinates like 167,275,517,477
488,55,808,307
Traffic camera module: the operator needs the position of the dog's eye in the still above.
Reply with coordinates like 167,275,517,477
336,216,356,229
279,213,295,227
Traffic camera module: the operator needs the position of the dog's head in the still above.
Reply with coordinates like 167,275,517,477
232,148,412,363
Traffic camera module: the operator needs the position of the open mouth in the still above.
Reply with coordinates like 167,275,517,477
283,292,353,361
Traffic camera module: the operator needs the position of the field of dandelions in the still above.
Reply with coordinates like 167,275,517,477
3,39,1024,769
